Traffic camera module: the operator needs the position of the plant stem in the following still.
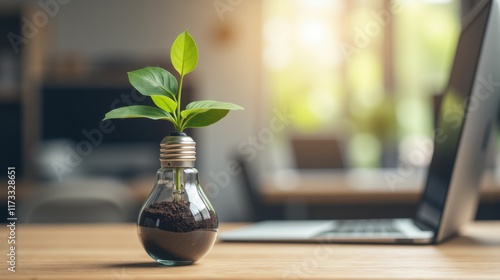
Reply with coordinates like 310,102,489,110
173,71,184,197
175,75,184,131
173,167,182,202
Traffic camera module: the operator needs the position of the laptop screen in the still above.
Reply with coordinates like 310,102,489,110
415,1,492,230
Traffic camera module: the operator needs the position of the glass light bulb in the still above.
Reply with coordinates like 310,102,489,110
137,133,218,266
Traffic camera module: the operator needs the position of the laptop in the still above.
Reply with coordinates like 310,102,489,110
220,0,500,244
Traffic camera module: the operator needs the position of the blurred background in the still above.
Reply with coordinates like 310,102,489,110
1,0,499,223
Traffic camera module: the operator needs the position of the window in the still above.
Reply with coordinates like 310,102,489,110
263,0,460,167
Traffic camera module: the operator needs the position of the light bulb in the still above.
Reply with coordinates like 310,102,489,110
137,132,218,266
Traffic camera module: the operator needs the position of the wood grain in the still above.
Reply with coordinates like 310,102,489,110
0,222,499,279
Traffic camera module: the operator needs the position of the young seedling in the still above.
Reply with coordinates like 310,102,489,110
103,30,243,194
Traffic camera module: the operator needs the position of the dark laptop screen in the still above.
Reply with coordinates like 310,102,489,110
415,1,492,229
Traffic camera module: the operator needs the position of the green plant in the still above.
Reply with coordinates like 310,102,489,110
103,30,243,132
103,30,243,195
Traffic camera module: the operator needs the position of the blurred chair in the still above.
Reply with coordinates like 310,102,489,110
235,155,283,222
21,179,135,223
291,137,345,169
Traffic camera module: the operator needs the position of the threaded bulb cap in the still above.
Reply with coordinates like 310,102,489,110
160,133,196,168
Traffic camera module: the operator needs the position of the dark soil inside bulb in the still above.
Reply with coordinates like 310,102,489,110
139,200,218,232
138,227,217,262
138,200,218,263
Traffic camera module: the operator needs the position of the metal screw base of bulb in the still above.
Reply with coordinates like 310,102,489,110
160,132,196,168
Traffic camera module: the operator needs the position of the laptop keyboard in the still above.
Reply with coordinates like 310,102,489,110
332,219,401,234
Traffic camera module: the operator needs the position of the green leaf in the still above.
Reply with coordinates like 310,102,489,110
103,105,174,122
171,30,198,76
127,67,178,100
151,95,177,113
184,100,244,112
180,100,243,130
182,109,230,129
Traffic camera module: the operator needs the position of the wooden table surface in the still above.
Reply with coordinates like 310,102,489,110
1,222,500,279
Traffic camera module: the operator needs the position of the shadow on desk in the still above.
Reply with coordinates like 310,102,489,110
103,262,161,269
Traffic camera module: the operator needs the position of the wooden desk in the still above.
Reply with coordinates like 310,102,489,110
1,222,500,279
261,169,500,204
